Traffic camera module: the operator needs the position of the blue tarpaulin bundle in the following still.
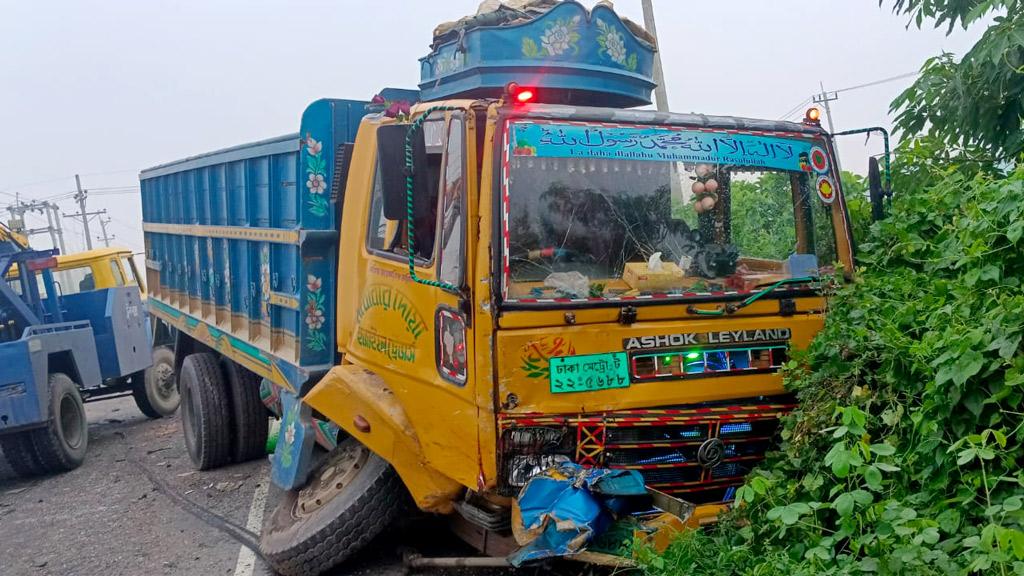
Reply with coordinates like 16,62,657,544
509,462,649,566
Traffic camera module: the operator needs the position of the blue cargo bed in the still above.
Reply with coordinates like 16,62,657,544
140,98,368,393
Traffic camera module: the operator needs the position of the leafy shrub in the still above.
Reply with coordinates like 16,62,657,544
639,154,1024,575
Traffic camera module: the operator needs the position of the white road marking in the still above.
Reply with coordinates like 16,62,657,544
233,477,269,576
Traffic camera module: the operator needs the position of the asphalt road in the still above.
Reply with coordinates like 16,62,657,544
0,397,595,576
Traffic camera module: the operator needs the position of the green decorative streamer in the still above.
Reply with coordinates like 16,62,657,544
403,105,464,292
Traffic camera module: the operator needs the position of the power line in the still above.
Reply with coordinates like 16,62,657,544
834,71,919,94
779,70,921,121
0,169,138,195
778,96,813,120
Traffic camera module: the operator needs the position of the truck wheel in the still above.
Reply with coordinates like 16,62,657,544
133,346,179,418
180,353,231,470
0,432,47,477
220,359,268,463
28,373,88,473
260,438,408,576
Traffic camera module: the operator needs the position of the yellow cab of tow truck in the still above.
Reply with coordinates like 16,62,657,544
8,247,145,295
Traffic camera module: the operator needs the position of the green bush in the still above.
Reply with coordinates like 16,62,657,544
639,155,1024,575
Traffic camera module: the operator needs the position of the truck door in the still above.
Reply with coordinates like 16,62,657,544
347,111,480,488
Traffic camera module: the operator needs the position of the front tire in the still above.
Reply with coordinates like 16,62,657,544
28,373,88,473
259,438,407,576
179,353,231,470
133,346,179,418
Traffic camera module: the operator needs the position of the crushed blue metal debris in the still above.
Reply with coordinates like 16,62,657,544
509,462,691,566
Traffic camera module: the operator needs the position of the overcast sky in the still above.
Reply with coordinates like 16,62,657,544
0,0,985,255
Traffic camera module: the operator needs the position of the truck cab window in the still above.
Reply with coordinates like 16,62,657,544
121,257,140,286
366,115,448,265
437,116,465,286
109,260,125,286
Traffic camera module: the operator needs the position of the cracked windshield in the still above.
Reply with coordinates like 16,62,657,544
505,121,839,300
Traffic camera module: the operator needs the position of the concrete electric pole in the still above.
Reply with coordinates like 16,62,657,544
72,174,94,250
641,0,669,112
6,199,64,251
96,215,114,247
812,81,843,173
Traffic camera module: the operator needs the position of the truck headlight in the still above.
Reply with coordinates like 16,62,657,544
506,454,571,488
500,426,575,492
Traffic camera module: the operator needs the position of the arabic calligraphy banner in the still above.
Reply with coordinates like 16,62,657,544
510,122,823,173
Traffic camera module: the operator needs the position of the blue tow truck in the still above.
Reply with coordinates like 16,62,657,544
0,226,157,476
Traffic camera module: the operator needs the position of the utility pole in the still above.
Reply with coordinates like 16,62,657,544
49,204,67,255
813,81,843,173
6,199,64,249
43,203,59,250
641,0,669,112
641,0,688,210
73,174,93,250
96,215,114,247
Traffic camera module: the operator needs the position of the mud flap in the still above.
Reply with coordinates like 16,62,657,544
270,390,316,490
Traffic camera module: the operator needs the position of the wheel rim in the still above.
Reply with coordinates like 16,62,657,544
292,442,370,519
59,394,84,449
152,363,176,402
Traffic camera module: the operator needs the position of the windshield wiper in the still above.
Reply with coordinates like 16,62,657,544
686,276,819,316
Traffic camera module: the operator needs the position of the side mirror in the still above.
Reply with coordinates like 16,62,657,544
868,157,885,221
377,124,430,221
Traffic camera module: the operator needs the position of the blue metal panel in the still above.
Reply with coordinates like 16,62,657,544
212,164,227,226
215,238,228,310
61,287,150,380
0,340,45,431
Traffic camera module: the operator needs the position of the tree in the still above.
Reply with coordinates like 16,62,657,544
885,1,1024,160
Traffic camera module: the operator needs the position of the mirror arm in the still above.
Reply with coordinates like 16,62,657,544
403,105,464,293
832,126,893,200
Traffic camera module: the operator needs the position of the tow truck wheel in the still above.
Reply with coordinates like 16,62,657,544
133,346,179,418
179,353,232,470
28,373,88,473
260,438,408,576
0,431,48,477
220,359,268,463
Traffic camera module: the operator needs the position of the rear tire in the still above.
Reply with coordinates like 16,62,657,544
133,346,179,418
179,353,231,470
28,373,88,473
260,438,408,576
0,431,47,477
220,359,268,463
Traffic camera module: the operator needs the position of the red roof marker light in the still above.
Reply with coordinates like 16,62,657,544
506,82,536,105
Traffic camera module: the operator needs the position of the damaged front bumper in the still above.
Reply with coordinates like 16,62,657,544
509,462,695,566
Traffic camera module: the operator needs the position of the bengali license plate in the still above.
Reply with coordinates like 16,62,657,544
549,352,630,394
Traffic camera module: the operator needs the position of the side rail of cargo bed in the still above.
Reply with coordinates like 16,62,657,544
146,299,322,394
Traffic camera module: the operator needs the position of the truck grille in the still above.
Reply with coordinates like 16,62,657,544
498,399,794,505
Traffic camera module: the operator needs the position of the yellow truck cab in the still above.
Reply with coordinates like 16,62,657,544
57,247,144,294
10,247,143,294
139,3,873,574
